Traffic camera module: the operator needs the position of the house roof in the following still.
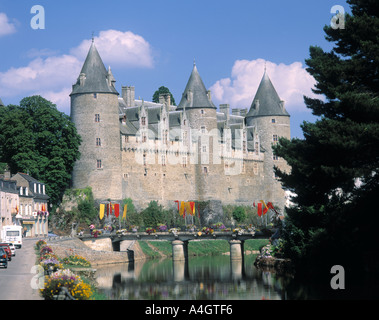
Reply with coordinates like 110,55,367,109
246,71,289,118
70,42,118,96
177,63,216,110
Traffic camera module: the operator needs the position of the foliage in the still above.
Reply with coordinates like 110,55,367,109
62,255,91,267
152,86,176,106
273,0,379,280
141,201,164,227
232,206,246,223
35,240,47,251
0,96,81,206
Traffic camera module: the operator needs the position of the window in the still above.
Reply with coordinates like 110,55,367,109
253,163,258,175
182,156,187,168
93,93,97,99
273,135,278,143
141,117,146,126
97,159,102,169
271,118,276,123
143,153,147,166
95,114,100,122
201,126,206,134
255,142,259,155
201,109,204,115
161,155,166,166
202,145,207,153
273,155,279,161
96,138,101,146
203,166,208,174
183,119,186,125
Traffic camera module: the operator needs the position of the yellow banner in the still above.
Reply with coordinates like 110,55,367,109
123,204,127,219
99,204,105,220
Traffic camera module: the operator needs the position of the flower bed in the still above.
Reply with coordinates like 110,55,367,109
40,269,92,300
35,240,93,300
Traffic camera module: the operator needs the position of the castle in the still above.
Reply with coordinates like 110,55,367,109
69,41,290,212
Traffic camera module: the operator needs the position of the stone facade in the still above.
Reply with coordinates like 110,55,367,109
70,43,291,213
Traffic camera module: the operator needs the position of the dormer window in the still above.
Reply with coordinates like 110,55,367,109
141,117,146,126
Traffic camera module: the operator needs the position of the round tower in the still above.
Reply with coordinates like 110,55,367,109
177,62,219,201
70,41,122,201
245,70,290,209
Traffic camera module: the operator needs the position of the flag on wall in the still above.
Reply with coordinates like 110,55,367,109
99,204,105,220
189,202,195,216
123,204,127,219
257,203,263,217
174,200,179,212
114,204,120,218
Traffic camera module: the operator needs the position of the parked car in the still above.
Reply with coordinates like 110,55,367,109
0,248,7,268
3,243,15,256
0,243,11,261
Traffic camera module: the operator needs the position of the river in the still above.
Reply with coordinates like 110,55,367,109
94,254,291,300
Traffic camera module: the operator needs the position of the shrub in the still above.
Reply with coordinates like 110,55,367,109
232,206,246,223
62,255,91,267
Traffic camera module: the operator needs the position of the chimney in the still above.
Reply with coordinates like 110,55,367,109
220,104,230,124
122,86,135,108
239,108,247,117
4,169,11,180
159,93,171,107
232,108,240,116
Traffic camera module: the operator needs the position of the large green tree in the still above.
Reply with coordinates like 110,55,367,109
152,86,176,106
274,0,379,285
0,95,81,206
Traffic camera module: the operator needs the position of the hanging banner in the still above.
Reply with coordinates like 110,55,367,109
179,201,186,217
174,200,179,212
189,202,195,216
114,204,120,218
257,202,263,217
123,204,127,219
99,204,105,220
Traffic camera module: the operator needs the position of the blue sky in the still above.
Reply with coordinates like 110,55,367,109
0,0,349,138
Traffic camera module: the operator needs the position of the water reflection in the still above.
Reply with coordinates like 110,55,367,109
95,255,289,300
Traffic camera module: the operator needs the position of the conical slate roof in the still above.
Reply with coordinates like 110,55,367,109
177,63,216,110
246,71,289,118
70,42,118,95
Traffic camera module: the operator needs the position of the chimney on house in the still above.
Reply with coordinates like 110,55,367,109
122,86,135,108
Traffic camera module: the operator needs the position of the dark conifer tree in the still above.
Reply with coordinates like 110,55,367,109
274,0,379,289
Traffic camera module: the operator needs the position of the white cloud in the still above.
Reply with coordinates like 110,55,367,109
70,29,154,68
210,58,318,113
0,12,16,37
0,29,154,113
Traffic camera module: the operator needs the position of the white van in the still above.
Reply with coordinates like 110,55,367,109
1,225,23,249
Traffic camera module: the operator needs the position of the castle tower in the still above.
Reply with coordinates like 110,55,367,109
177,62,219,201
70,41,122,201
245,70,290,208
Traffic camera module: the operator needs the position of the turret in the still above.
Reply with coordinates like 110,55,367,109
70,41,122,201
245,70,290,208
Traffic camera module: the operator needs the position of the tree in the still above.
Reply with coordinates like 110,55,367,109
141,201,164,227
273,0,379,283
0,96,81,206
152,86,176,106
232,206,246,223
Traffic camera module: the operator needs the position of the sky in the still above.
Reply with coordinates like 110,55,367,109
0,0,349,138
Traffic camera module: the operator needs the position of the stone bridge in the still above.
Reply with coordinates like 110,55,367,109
78,230,271,262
